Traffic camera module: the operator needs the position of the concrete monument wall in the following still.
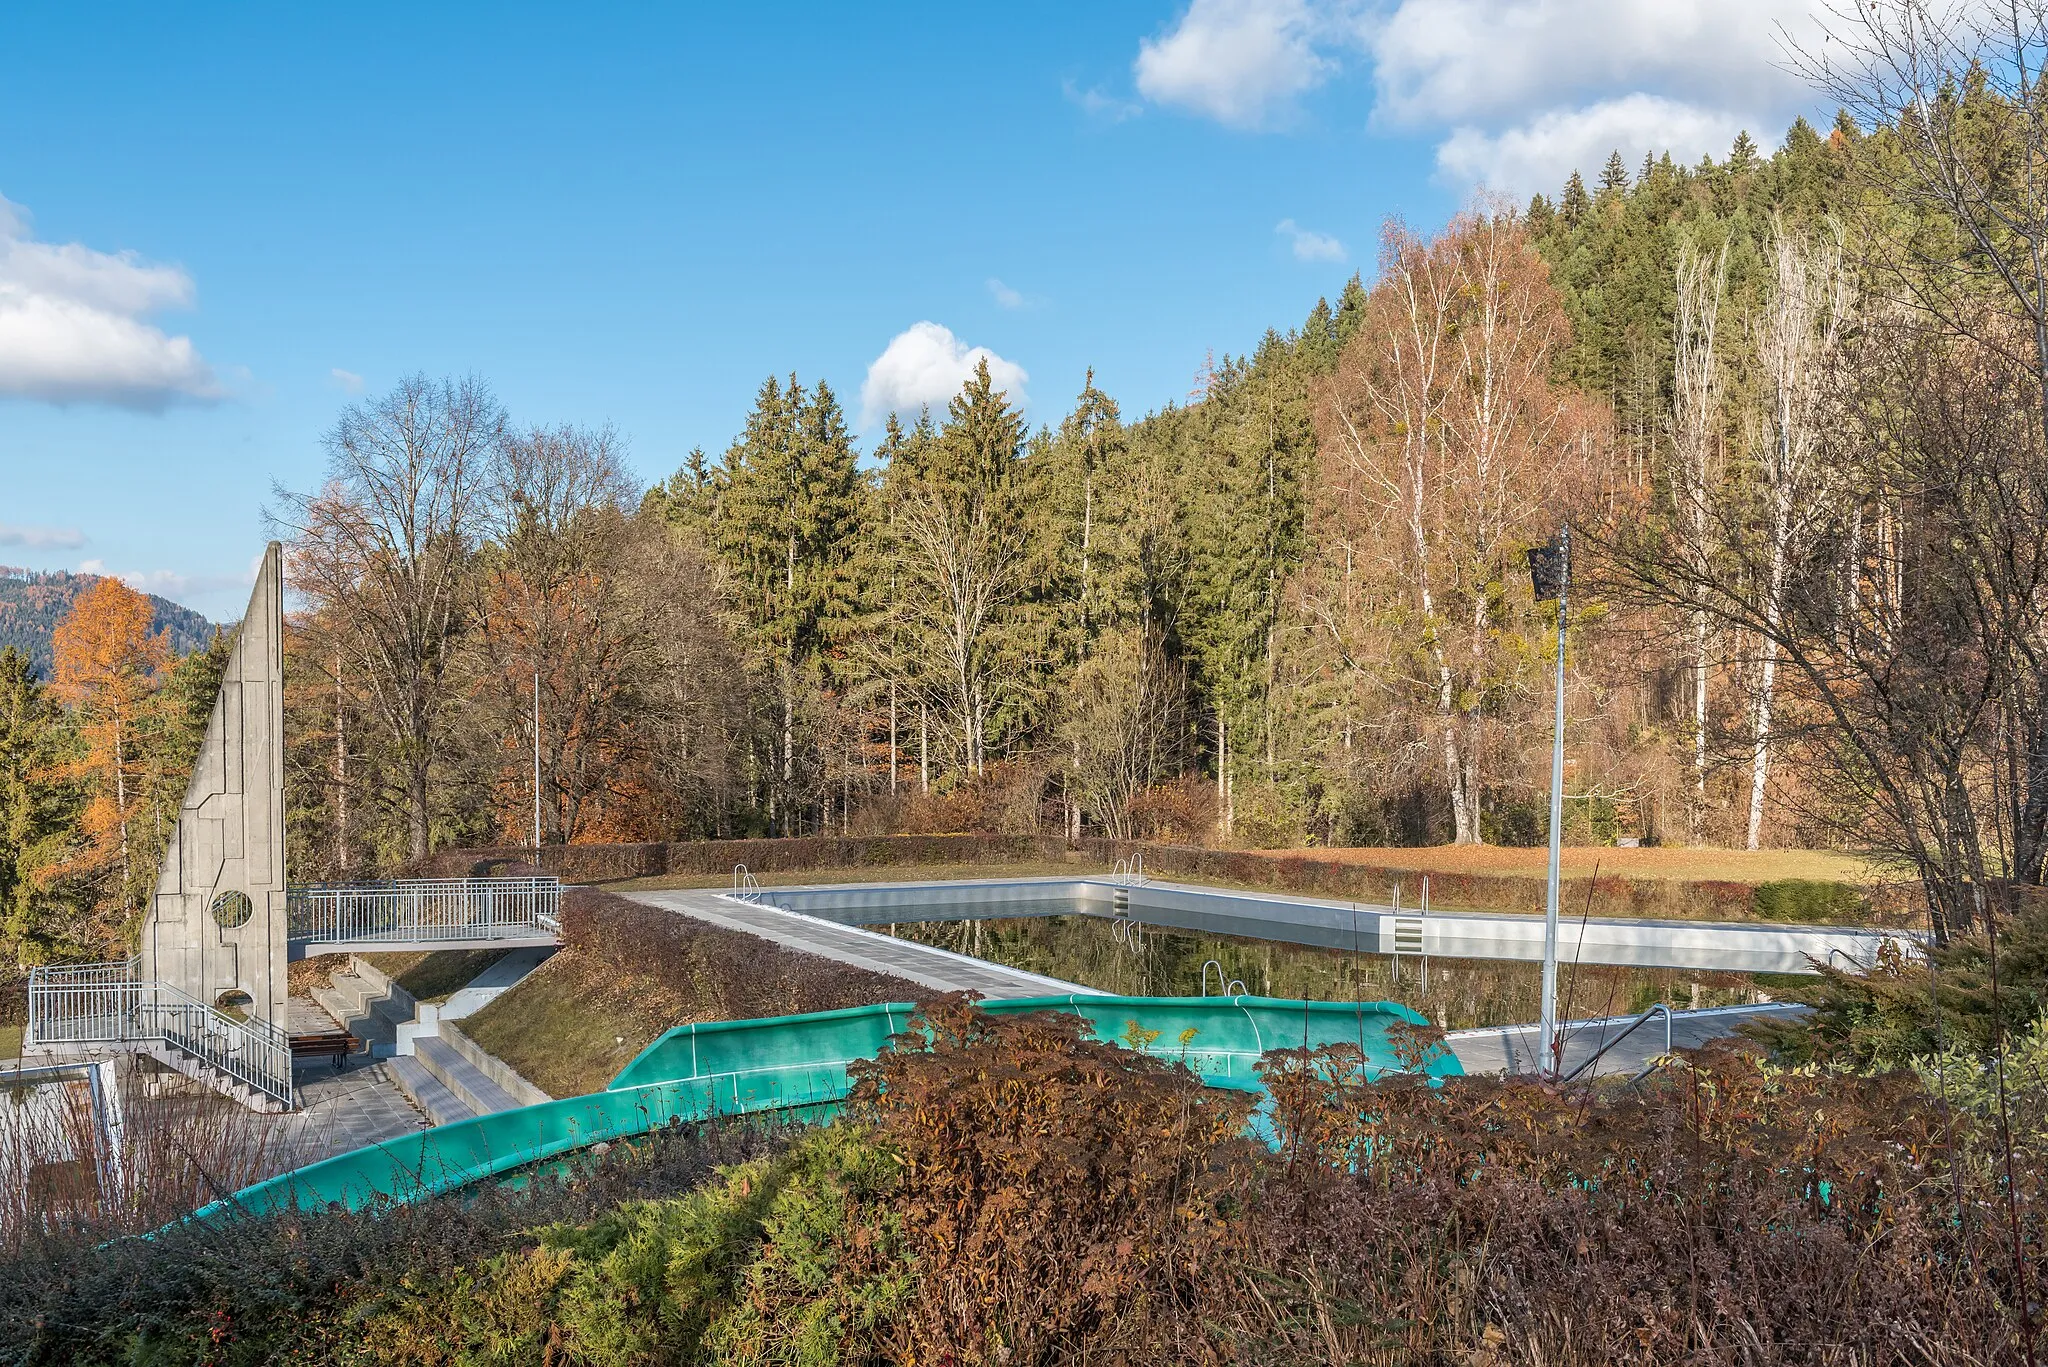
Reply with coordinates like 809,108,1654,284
139,543,288,1024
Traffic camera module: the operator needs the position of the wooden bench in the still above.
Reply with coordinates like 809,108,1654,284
290,1033,361,1071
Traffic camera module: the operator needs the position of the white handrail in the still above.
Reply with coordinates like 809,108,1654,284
25,960,293,1109
1199,960,1246,997
287,876,561,946
730,864,762,903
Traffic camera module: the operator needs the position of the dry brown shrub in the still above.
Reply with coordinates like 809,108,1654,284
845,996,1260,1365
1243,1039,2041,1364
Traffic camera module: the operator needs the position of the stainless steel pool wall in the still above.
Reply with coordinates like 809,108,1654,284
746,877,1921,977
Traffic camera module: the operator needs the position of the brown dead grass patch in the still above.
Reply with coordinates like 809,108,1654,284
1255,843,1883,885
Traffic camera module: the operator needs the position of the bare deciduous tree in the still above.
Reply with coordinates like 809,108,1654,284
1310,211,1597,843
887,483,1025,777
1745,221,1853,849
1671,240,1728,843
1059,627,1190,838
277,373,502,861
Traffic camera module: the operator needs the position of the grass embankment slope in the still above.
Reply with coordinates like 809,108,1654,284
460,886,919,1097
359,948,510,1003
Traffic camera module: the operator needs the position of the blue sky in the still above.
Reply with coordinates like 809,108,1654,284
0,2,1821,621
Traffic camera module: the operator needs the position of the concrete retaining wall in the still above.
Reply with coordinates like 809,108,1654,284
440,1021,552,1105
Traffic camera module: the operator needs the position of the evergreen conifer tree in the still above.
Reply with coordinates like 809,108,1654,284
1560,171,1591,226
0,646,82,964
1600,149,1631,194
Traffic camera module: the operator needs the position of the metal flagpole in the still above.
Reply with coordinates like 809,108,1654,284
1529,526,1570,1078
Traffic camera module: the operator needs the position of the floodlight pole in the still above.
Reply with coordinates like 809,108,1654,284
533,669,542,851
1535,526,1571,1079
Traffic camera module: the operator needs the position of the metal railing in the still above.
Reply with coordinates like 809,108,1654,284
730,865,762,903
25,961,293,1109
1200,959,1247,997
1113,854,1148,886
287,877,562,947
1557,1003,1674,1085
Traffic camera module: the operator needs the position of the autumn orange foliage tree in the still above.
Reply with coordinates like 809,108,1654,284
1299,210,1607,846
46,578,169,941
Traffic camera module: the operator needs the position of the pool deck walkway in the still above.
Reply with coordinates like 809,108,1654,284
1445,1002,1808,1077
621,888,1104,998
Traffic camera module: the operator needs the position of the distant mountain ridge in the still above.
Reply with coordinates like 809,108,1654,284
0,567,221,679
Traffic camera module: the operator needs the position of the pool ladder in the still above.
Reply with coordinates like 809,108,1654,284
1200,960,1246,997
730,864,762,903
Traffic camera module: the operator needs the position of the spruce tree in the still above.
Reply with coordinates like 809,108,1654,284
1600,149,1631,194
713,374,863,828
0,646,80,964
1730,130,1760,175
1560,171,1591,227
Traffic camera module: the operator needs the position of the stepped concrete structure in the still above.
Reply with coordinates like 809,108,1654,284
138,543,289,1026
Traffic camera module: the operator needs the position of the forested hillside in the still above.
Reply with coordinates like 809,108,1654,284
246,114,1875,883
0,569,217,678
19,73,2048,957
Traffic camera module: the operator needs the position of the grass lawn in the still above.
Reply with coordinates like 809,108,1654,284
0,1023,21,1060
360,949,511,1004
1269,844,1884,885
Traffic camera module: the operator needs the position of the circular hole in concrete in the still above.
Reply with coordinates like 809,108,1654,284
211,889,254,929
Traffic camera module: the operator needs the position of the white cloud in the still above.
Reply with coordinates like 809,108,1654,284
1276,218,1346,263
1121,0,1825,195
1437,94,1757,199
1135,0,1337,129
1062,79,1143,123
1368,0,1815,129
0,193,221,409
0,524,85,550
329,367,365,394
987,278,1026,309
78,555,256,604
860,322,1029,428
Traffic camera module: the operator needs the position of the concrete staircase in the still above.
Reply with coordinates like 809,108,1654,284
140,1043,295,1114
388,1035,520,1124
330,948,553,1127
309,958,415,1057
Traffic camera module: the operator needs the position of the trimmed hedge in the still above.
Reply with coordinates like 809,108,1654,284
425,836,1900,924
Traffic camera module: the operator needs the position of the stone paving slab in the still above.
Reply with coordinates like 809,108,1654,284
623,889,1103,998
276,1057,428,1167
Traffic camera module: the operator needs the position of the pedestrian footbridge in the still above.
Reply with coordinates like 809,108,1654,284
26,877,563,1113
285,877,563,958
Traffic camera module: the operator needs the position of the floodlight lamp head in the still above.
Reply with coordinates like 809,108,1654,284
1527,530,1569,602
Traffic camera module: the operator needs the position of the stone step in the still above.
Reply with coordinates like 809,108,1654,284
387,1054,475,1126
415,1036,519,1116
141,1043,292,1113
311,973,409,1048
